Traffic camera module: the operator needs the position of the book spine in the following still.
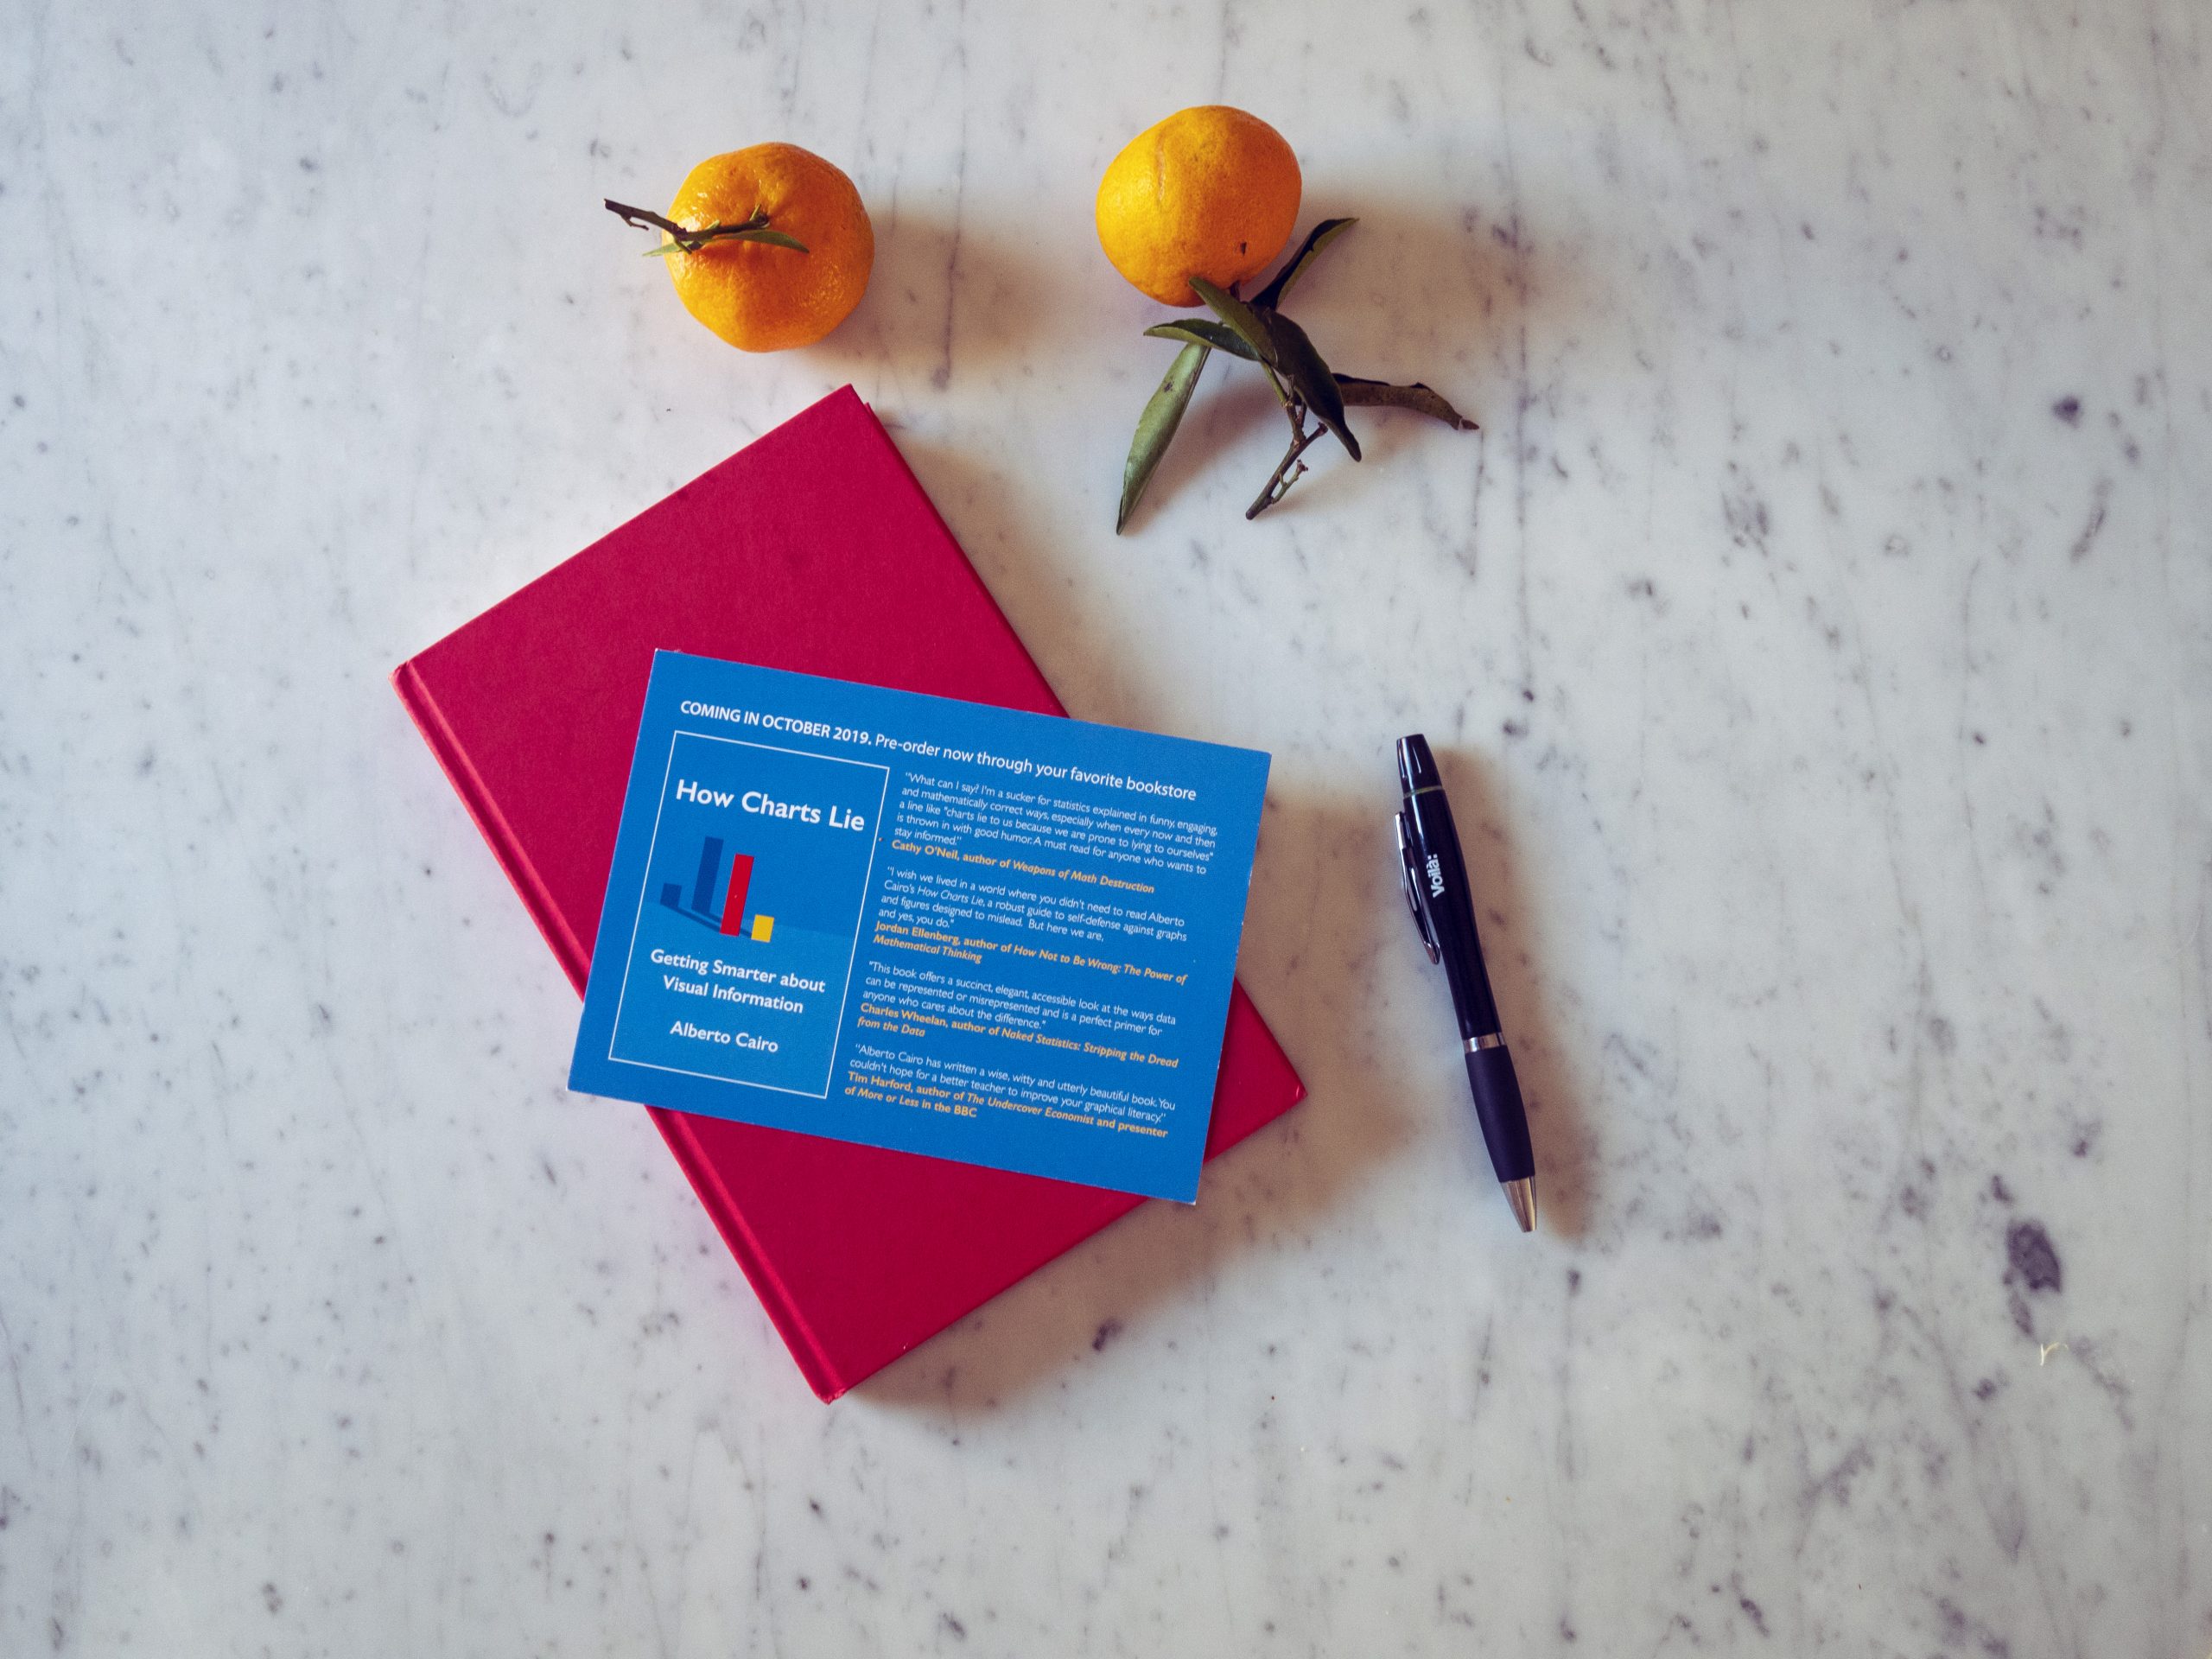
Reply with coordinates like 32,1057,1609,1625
645,1111,850,1402
391,659,848,1399
391,662,590,989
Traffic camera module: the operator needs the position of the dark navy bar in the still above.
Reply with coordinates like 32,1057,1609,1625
691,836,723,913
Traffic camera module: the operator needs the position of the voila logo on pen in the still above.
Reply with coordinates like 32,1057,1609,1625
1426,854,1444,898
676,776,868,832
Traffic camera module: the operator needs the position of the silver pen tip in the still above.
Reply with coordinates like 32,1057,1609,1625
1503,1177,1537,1234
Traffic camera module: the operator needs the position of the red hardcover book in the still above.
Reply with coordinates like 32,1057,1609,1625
392,386,1305,1399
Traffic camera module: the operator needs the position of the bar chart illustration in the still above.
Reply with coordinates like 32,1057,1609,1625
658,840,775,942
607,731,888,1097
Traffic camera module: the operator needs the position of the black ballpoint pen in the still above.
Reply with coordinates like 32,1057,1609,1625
1393,734,1538,1232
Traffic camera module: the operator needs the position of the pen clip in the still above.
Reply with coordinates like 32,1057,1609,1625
1394,810,1441,965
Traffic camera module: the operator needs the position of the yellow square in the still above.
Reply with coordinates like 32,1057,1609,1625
751,914,773,943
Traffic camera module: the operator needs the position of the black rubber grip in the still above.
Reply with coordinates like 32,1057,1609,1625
1464,1044,1535,1182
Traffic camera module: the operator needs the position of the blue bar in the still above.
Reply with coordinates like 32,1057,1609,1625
659,881,683,910
691,837,723,912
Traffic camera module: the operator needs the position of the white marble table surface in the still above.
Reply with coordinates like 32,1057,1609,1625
4,1,2208,1653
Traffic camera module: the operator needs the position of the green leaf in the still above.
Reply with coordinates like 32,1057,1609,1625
1142,318,1257,360
1186,276,1290,405
1250,217,1357,309
734,227,810,252
643,226,810,257
1334,375,1478,430
1117,340,1211,534
1257,308,1360,461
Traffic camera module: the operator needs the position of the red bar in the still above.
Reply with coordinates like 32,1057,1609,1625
718,853,753,936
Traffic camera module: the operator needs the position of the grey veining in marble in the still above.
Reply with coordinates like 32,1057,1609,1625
3,0,2208,1653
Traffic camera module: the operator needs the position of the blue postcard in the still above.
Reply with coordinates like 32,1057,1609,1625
569,652,1271,1202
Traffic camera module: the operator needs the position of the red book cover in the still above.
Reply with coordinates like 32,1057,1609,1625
392,386,1305,1399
